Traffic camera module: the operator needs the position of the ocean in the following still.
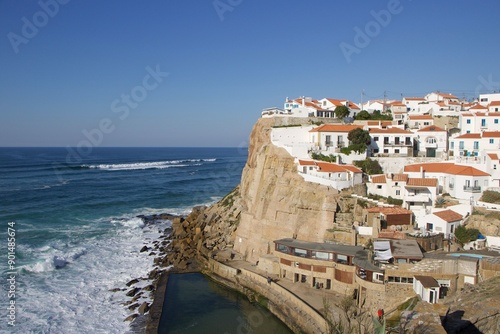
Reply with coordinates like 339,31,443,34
0,147,247,333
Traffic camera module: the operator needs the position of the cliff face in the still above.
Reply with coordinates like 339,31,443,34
233,118,340,263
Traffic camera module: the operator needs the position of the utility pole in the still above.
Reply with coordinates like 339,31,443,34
383,90,387,112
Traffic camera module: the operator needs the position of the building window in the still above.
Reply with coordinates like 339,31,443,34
427,137,436,144
395,149,400,153
474,141,479,150
377,185,382,189
494,165,497,170
459,141,464,149
490,139,494,144
374,149,379,153
336,254,348,264
466,131,470,134
482,119,486,127
276,244,289,253
396,190,400,195
451,142,454,149
495,119,499,124
384,149,389,153
374,137,379,142
466,119,471,124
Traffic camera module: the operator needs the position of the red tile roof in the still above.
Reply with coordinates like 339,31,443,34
342,165,363,173
455,133,481,139
309,124,363,133
487,153,499,160
433,209,462,223
367,121,393,126
392,174,409,182
298,160,316,166
470,104,488,110
489,101,500,107
406,178,438,187
404,97,425,101
418,125,446,132
434,92,458,99
408,115,433,120
371,175,386,183
298,160,362,173
404,163,490,176
483,131,500,138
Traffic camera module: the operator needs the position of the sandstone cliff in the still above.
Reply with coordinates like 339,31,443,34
234,118,341,263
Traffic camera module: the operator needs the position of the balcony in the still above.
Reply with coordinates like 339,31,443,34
463,185,481,193
383,141,412,147
404,194,430,202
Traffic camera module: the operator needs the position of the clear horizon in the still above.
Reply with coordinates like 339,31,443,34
1,0,500,147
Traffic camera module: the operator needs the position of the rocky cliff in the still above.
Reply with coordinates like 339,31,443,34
233,118,341,263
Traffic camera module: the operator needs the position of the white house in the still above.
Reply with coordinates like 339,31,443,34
404,162,490,201
488,101,500,113
389,101,407,113
402,97,430,114
425,92,459,104
416,125,448,158
479,93,500,106
451,131,500,159
282,97,322,118
408,115,433,130
367,174,437,213
416,209,463,239
459,112,500,134
413,275,441,304
369,128,415,157
298,160,363,189
309,124,368,163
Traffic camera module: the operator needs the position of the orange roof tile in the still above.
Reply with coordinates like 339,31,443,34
392,174,409,182
433,209,462,223
309,124,363,133
404,163,489,176
489,101,500,107
482,131,500,138
367,121,393,126
391,101,406,107
487,153,499,160
418,125,446,132
408,115,433,120
369,128,413,134
455,133,481,139
342,165,363,173
298,160,316,166
406,178,438,187
435,92,458,99
404,97,425,101
371,175,386,183
470,104,488,110
315,162,347,173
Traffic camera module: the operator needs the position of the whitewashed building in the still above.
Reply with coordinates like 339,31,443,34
416,125,448,158
459,112,500,134
408,115,433,130
298,160,363,189
309,124,368,163
479,93,500,106
403,97,430,114
404,163,490,201
416,209,463,239
369,128,415,157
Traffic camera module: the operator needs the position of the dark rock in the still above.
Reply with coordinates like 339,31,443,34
128,303,140,311
140,246,149,252
109,288,123,292
126,287,140,297
124,314,138,322
143,284,155,292
126,279,139,287
138,302,150,315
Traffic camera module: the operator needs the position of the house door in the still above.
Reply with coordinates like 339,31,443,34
429,290,435,303
426,148,436,157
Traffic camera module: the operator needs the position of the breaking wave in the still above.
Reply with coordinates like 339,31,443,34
81,159,216,171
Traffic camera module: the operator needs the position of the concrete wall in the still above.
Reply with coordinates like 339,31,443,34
209,259,328,334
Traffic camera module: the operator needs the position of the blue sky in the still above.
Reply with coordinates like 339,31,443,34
1,0,499,147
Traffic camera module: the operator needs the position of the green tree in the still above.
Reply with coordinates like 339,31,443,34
334,105,350,120
354,158,383,175
348,128,371,146
454,225,480,246
355,110,371,120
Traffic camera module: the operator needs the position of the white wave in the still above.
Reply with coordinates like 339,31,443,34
14,216,171,334
82,158,216,171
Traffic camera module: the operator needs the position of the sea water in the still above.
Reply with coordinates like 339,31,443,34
0,147,248,333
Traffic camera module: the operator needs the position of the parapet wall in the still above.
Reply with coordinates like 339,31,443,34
208,258,327,334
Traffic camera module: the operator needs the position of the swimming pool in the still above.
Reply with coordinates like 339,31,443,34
449,253,492,259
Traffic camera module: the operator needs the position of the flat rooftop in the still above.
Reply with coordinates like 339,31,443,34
274,238,363,256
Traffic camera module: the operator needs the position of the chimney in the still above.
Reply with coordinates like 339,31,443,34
420,166,424,178
302,97,305,107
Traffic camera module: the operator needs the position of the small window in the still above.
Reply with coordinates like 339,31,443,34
495,119,499,124
374,137,379,142
384,149,389,153
377,185,382,189
490,139,494,144
395,149,400,153
374,149,379,153
466,119,471,124
494,165,497,170
396,190,400,195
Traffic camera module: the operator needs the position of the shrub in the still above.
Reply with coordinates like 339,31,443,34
454,225,480,246
480,190,500,204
